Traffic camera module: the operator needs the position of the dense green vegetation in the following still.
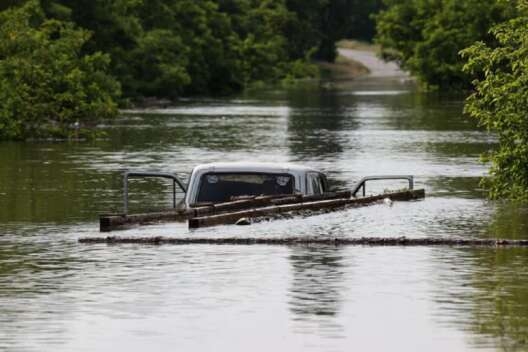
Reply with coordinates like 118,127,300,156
374,0,516,89
2,0,378,99
375,0,528,199
461,2,528,201
345,0,383,42
0,1,120,140
0,0,381,140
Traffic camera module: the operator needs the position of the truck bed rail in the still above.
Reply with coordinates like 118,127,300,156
123,171,187,215
351,175,413,197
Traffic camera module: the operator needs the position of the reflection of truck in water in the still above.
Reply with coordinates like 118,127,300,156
100,162,424,231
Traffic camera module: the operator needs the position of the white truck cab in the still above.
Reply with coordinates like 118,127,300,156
184,162,328,207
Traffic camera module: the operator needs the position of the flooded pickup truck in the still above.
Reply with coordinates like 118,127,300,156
100,162,424,231
185,162,329,206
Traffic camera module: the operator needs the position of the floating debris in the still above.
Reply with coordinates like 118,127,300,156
383,197,393,207
235,217,251,225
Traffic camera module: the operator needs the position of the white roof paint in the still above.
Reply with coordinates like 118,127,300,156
191,162,318,174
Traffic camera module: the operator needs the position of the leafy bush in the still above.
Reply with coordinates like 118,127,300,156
0,1,120,140
39,0,367,98
375,0,515,89
461,3,528,200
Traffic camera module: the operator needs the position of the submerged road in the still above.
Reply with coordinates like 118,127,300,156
338,48,407,78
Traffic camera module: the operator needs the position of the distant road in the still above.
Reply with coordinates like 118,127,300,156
338,48,407,78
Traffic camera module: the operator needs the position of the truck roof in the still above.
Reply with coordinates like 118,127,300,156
191,162,319,174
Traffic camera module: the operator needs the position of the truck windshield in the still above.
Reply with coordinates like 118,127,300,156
196,173,294,203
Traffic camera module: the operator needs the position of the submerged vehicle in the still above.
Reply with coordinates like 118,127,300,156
100,162,424,231
185,162,329,206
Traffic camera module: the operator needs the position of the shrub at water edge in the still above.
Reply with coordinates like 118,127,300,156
461,3,528,200
0,1,120,140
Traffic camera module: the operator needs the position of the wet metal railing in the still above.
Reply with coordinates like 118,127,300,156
123,171,187,215
352,175,414,197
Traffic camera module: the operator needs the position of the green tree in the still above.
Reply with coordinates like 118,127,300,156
346,0,383,42
169,0,243,94
461,3,528,200
316,0,359,61
125,29,190,98
51,0,261,96
0,1,120,140
375,0,515,89
4,0,347,101
285,0,374,62
42,0,145,97
283,0,323,60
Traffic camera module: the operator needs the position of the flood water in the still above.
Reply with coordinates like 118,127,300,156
1,75,528,351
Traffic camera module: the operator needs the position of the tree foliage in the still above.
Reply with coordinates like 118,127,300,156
39,0,329,98
286,0,376,62
0,1,120,140
345,0,383,42
0,0,383,140
38,0,370,96
461,3,528,200
375,0,516,89
1,0,377,102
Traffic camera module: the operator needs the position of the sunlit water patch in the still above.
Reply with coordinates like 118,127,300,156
123,105,291,117
342,89,411,96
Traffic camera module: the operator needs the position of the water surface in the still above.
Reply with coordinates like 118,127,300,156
1,76,528,351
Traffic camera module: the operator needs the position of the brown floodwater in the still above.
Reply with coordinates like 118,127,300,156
1,76,528,351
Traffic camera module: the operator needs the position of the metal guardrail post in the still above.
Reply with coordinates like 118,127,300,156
123,171,187,215
173,180,176,209
124,172,129,214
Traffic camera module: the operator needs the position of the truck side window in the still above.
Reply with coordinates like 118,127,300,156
307,172,323,195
